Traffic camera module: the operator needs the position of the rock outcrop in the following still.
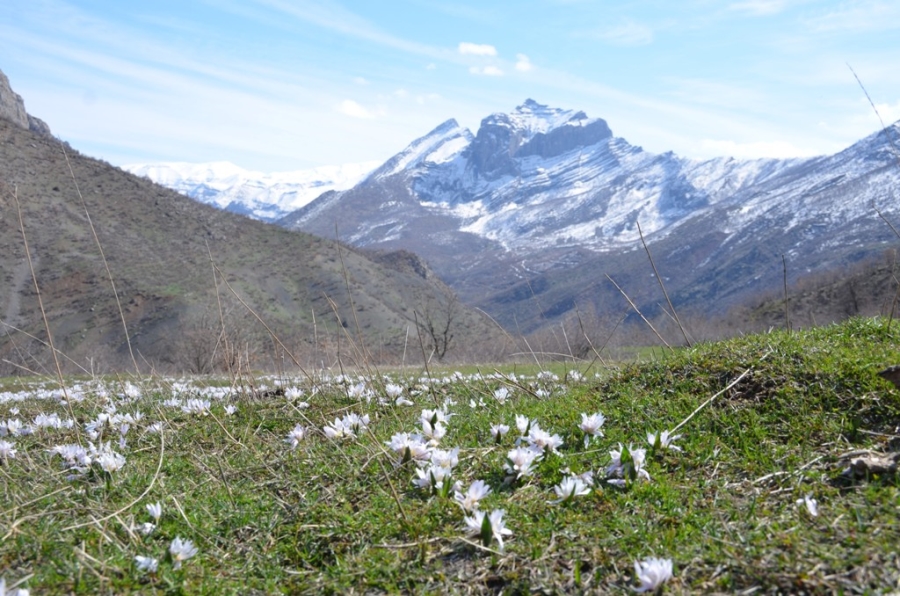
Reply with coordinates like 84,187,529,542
0,69,51,136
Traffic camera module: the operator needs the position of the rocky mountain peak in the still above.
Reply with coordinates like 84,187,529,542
0,69,51,136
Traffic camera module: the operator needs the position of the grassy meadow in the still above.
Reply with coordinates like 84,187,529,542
1,317,899,594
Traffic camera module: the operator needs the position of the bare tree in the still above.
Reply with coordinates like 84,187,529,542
416,287,460,361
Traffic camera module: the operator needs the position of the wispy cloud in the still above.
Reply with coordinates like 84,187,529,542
469,66,503,76
336,99,379,119
586,19,653,46
803,1,900,33
728,0,787,16
458,42,497,56
515,54,533,72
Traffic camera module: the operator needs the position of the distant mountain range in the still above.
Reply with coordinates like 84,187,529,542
135,99,900,334
123,160,379,222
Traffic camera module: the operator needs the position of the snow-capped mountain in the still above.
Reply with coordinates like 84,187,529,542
124,160,379,222
279,99,900,331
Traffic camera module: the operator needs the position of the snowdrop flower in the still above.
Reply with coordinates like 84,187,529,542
0,440,16,463
95,445,126,474
634,557,673,593
527,424,564,454
580,412,606,447
796,494,818,517
454,479,491,512
224,405,237,416
647,430,683,452
505,446,542,480
134,555,159,573
463,509,512,551
490,423,510,444
146,501,162,522
550,476,591,504
385,383,404,399
169,537,199,570
286,424,307,449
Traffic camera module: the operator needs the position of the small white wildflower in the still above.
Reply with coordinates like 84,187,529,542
430,447,459,471
580,412,606,447
134,555,159,573
550,476,591,504
454,479,491,512
385,383,404,399
137,522,156,536
146,501,162,522
634,557,673,593
796,494,818,517
647,430,683,452
169,536,199,570
0,440,16,463
224,405,237,416
286,424,307,449
515,414,533,436
463,509,512,551
527,424,564,454
493,387,509,403
505,446,541,480
490,423,510,444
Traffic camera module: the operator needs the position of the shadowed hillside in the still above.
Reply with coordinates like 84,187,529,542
0,118,506,373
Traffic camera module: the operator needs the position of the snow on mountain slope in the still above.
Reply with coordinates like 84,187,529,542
279,100,900,330
124,160,378,222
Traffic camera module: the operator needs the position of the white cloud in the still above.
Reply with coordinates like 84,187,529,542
458,42,498,56
591,19,653,46
700,138,821,159
469,66,504,76
515,54,533,72
804,1,900,33
873,101,900,125
728,0,787,16
336,99,376,119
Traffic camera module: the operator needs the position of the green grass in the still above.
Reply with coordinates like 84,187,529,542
1,317,899,593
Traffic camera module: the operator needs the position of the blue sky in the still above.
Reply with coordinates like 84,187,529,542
2,0,899,171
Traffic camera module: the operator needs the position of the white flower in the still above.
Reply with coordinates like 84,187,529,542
463,509,512,551
395,396,414,406
134,555,159,573
421,408,451,427
0,440,16,462
580,412,606,447
550,476,591,504
421,420,447,445
94,444,126,473
181,398,211,416
323,417,347,440
796,494,818,517
169,536,199,570
493,387,510,403
137,522,156,536
527,424,564,454
647,430,682,452
490,423,510,444
634,557,673,593
454,479,491,512
515,414,533,436
286,424,307,449
224,405,237,416
607,444,650,485
342,412,370,436
385,383,404,399
430,447,460,471
505,446,541,479
146,501,162,522
145,422,165,434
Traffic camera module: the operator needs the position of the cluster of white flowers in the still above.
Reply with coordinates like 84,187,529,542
323,412,370,440
181,398,211,416
47,441,126,477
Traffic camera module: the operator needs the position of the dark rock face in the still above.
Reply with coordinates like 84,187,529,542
465,114,522,180
517,117,612,159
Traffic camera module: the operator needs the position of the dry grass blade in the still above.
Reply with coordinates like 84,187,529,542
637,221,691,347
605,273,672,350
